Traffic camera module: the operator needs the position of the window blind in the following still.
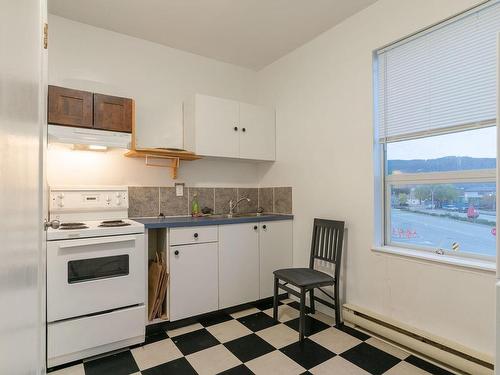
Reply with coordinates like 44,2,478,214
377,1,499,143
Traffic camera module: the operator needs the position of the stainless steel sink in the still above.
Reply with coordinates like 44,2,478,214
231,213,264,218
207,213,265,219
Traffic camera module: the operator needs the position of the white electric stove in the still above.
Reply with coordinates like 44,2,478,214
47,218,144,241
46,186,146,368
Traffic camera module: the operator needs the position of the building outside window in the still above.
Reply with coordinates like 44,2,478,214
374,1,499,261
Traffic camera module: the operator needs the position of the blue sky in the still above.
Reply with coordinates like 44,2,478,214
387,126,497,160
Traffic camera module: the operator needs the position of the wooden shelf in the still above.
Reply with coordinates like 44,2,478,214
124,149,201,179
125,148,201,161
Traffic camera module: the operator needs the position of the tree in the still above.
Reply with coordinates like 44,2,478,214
413,184,458,208
414,186,431,202
398,193,408,206
433,185,458,207
480,194,496,210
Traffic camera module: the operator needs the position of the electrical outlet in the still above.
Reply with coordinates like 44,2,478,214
175,183,184,197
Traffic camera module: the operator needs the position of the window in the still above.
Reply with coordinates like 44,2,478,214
375,2,499,261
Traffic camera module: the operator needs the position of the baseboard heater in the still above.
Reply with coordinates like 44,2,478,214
343,304,494,375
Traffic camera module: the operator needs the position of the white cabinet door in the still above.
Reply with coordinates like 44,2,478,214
239,103,275,161
195,94,240,158
219,223,260,308
259,221,293,299
169,242,218,321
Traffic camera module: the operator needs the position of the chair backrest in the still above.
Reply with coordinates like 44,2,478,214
309,219,345,273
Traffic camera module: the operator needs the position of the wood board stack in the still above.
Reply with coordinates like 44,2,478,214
148,252,169,320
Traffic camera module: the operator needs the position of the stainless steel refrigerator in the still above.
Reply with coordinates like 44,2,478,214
0,0,48,374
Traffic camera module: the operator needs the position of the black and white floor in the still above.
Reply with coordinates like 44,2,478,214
49,298,455,375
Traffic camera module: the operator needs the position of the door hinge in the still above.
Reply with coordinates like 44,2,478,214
43,23,48,49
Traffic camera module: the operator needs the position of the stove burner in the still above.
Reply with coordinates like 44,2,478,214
59,222,88,230
99,220,131,228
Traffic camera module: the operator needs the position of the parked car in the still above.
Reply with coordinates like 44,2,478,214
443,204,458,212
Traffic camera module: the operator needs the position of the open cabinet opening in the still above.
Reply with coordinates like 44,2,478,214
146,228,169,325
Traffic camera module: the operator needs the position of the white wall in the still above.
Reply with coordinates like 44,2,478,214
47,15,260,187
256,0,495,356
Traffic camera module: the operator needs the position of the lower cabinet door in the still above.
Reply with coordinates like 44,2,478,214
219,223,260,308
169,242,218,321
260,221,293,299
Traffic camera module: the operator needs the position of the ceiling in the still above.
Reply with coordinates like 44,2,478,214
48,0,378,71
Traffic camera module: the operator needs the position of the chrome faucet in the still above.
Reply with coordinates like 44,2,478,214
228,197,251,217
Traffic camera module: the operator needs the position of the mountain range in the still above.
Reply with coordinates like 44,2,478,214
388,156,496,174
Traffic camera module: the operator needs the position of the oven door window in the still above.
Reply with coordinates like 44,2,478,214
68,255,129,283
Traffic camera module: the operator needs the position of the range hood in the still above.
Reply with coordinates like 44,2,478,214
48,124,132,149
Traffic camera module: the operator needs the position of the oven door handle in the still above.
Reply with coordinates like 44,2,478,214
58,235,138,249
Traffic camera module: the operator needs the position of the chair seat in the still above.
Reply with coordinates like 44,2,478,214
273,268,334,287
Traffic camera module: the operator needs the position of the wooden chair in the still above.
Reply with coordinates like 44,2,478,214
273,218,345,342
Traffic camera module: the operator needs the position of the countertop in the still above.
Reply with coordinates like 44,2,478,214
133,214,293,229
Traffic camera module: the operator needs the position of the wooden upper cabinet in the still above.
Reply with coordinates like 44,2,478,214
48,85,93,128
93,94,133,133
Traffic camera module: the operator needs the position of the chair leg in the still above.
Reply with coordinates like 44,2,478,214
334,282,341,326
309,289,315,314
299,288,306,342
273,276,279,321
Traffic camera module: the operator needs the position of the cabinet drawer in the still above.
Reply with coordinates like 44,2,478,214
48,305,145,366
169,226,218,246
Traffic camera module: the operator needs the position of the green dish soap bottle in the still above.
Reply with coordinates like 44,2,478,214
191,192,200,217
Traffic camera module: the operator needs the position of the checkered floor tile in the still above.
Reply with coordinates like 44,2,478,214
48,298,457,375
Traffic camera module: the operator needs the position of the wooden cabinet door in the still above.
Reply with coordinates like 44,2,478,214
195,94,240,158
93,94,133,133
239,103,275,161
219,223,259,308
169,242,218,321
48,85,93,128
259,221,293,299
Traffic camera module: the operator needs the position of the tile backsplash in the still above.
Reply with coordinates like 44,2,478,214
128,186,292,218
128,186,160,218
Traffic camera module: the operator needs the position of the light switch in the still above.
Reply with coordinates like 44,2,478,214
175,183,184,197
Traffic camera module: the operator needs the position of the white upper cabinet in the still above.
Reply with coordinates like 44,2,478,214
184,94,275,161
239,103,275,161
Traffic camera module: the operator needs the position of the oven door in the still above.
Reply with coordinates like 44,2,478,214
47,234,145,322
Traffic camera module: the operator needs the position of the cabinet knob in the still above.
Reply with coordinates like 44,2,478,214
242,128,246,132
194,232,199,238
253,225,258,230
234,126,238,131
174,250,179,256
262,225,267,230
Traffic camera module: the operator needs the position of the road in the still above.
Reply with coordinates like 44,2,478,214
391,209,496,257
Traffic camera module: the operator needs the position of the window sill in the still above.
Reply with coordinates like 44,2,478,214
372,245,496,273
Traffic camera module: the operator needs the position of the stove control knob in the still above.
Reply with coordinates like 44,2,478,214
57,193,64,207
44,219,60,230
